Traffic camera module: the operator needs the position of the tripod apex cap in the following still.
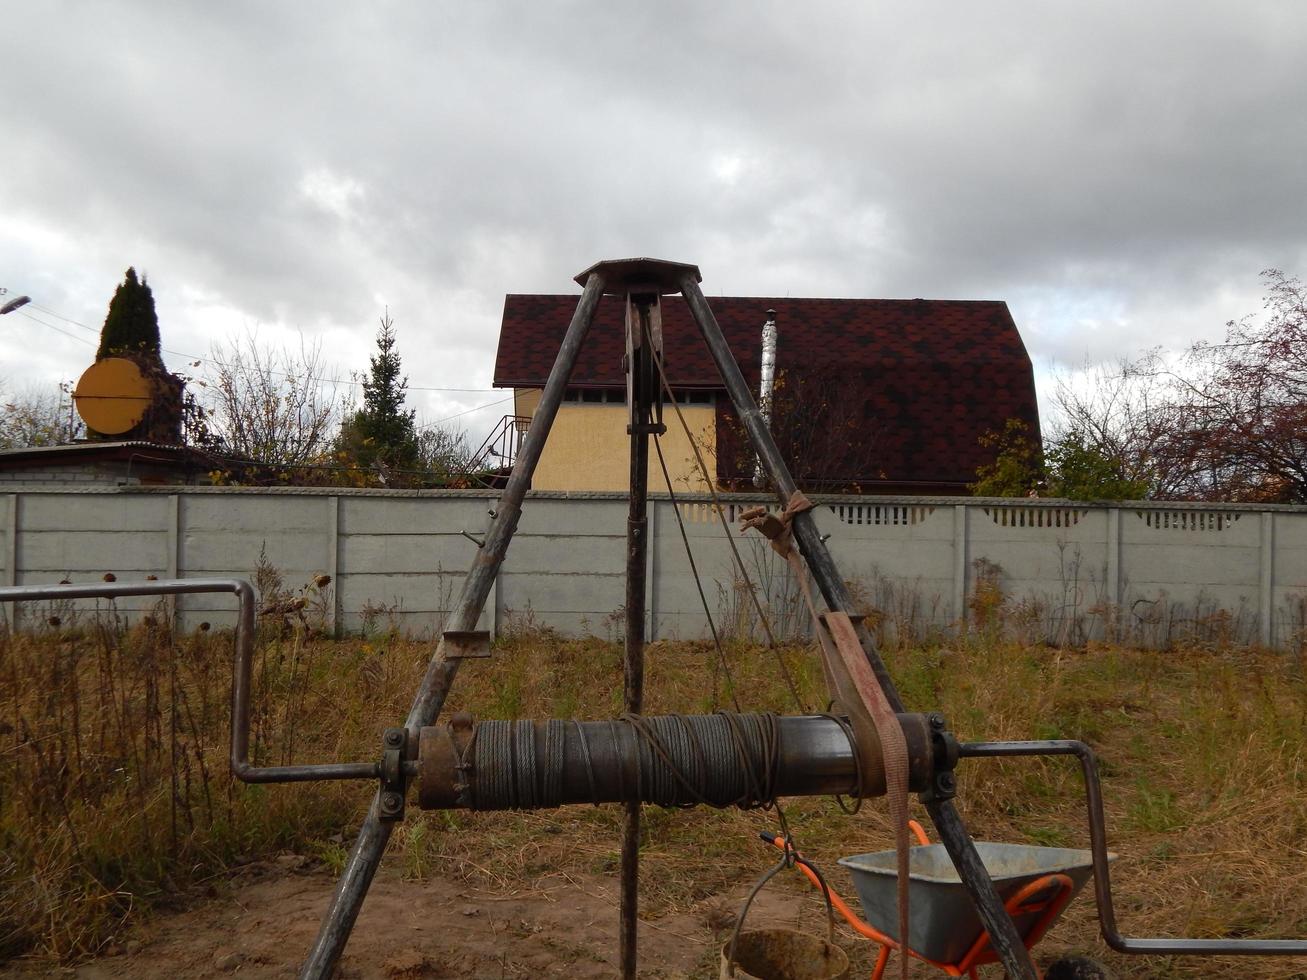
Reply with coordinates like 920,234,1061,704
573,257,702,294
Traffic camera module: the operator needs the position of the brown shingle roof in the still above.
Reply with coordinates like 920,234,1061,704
494,294,1040,491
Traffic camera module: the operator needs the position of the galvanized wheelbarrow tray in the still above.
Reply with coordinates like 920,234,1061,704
839,838,1112,966
765,823,1117,979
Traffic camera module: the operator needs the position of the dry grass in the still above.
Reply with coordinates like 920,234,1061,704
2,604,1305,977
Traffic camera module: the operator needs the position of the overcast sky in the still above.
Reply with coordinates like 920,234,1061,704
3,1,1305,442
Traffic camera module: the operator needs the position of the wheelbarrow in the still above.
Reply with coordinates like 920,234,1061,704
762,824,1115,979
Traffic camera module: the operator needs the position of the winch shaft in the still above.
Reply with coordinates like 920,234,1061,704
417,712,935,811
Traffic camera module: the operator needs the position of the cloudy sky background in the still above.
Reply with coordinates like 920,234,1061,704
3,1,1305,445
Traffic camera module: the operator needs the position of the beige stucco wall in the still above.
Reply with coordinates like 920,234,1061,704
513,388,716,492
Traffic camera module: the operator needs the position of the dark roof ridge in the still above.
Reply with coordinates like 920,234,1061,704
504,292,1010,306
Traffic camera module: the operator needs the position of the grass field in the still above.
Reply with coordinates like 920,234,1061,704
2,600,1304,977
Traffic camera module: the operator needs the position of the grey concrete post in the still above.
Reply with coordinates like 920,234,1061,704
4,494,15,588
4,494,15,633
953,503,969,625
1106,507,1121,642
646,498,657,640
167,494,180,620
1260,511,1275,647
327,496,340,636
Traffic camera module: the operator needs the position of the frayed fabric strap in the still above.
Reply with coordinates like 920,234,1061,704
740,491,912,978
738,490,815,558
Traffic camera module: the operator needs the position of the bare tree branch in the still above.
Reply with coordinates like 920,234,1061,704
199,329,342,466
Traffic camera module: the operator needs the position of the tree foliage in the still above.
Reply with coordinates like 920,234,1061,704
416,424,470,476
200,330,342,466
336,310,419,472
1043,270,1307,502
717,365,888,492
1171,269,1307,501
971,419,1148,500
1044,431,1150,500
1,383,81,449
970,419,1042,497
97,267,161,359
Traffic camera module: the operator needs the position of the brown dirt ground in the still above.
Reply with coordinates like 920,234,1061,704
2,860,816,979
7,859,1303,979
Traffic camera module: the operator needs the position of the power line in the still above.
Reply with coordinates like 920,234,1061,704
24,301,500,394
14,306,517,433
15,310,98,348
431,394,516,425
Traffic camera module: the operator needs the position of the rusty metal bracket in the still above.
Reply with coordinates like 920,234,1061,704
917,712,960,804
378,727,409,822
442,630,491,659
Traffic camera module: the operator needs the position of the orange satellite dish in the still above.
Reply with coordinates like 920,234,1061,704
74,358,154,435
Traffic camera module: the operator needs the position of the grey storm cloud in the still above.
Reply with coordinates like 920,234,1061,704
3,0,1306,430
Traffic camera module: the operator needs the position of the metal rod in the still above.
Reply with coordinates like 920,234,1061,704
620,295,656,980
676,271,1039,980
299,270,609,980
959,740,1307,957
0,579,378,783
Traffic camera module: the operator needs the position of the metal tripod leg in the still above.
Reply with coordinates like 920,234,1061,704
677,271,1039,980
620,292,660,979
297,271,609,980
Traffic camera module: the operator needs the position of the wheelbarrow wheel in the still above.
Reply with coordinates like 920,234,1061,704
1043,955,1115,979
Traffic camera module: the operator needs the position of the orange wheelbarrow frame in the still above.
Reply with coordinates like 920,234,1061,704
766,822,1076,979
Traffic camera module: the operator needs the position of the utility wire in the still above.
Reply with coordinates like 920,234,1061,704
15,306,515,431
24,301,499,393
15,310,98,348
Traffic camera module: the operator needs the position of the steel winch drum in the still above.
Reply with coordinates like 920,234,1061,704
720,929,850,980
840,842,1116,964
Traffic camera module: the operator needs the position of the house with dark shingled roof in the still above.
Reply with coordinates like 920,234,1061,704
493,294,1040,494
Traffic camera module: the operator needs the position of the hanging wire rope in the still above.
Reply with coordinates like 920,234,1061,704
653,436,742,712
635,312,814,931
647,347,805,712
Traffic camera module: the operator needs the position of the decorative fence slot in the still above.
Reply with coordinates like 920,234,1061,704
1136,510,1242,531
983,506,1086,528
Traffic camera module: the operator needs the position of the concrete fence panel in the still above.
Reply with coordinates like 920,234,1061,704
1,487,1305,650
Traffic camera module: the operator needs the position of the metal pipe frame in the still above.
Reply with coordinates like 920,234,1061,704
15,263,1218,980
620,293,658,979
10,264,1298,977
298,270,610,978
0,578,378,784
676,271,1041,979
958,739,1307,958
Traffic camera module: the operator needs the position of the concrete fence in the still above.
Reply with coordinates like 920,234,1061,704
2,488,1305,650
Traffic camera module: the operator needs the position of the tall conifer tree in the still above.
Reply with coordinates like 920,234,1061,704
338,311,419,470
97,267,162,359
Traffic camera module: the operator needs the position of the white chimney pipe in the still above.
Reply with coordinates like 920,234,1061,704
753,309,778,488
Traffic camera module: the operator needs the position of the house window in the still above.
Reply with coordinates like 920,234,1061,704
560,387,716,405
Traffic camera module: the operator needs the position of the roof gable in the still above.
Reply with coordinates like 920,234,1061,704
495,294,1031,390
494,294,1039,490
